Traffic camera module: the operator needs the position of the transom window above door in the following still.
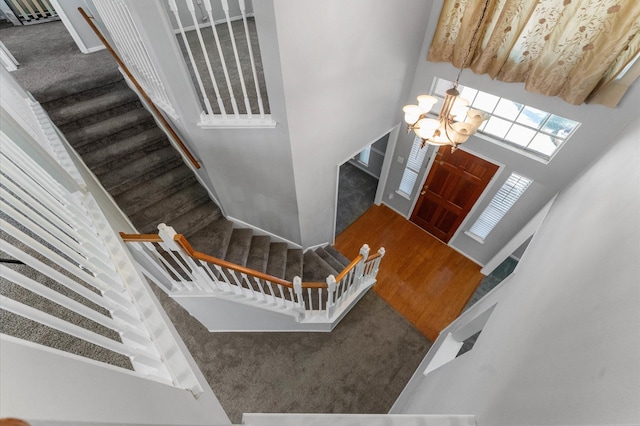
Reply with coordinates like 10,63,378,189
432,78,581,162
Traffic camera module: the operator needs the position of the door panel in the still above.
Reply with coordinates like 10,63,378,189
411,147,499,243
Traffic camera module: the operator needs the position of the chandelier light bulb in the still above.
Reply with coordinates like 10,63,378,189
417,95,438,113
403,105,423,124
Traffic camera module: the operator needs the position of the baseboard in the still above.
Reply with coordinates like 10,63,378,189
381,201,410,219
305,241,329,252
85,45,106,53
227,216,302,249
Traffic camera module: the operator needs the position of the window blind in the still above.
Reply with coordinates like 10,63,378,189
358,145,371,166
399,136,428,196
468,173,532,240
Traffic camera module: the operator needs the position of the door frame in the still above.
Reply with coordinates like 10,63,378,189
407,144,505,246
332,124,400,242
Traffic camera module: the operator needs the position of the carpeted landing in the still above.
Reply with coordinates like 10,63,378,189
150,282,431,423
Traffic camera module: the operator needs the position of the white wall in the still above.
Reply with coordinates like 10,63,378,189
393,114,640,425
382,0,640,264
50,0,104,53
121,0,302,244
274,0,433,247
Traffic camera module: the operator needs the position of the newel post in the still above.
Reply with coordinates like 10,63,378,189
355,244,370,290
157,223,213,291
326,275,337,318
293,276,305,311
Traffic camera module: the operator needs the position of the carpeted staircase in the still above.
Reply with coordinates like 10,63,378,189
41,77,350,283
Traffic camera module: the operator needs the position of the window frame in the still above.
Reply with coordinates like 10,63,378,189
431,78,581,162
397,136,429,199
466,172,533,242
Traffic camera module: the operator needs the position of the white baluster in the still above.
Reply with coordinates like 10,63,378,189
186,0,227,116
238,0,264,117
253,276,267,302
168,0,214,116
307,287,313,310
202,0,239,116
220,0,252,116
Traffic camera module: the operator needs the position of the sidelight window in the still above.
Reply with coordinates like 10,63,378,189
468,173,533,241
398,136,428,197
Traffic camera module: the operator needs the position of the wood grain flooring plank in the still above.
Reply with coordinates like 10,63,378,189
335,204,483,341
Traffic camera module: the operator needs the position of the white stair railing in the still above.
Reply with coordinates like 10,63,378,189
0,68,203,395
166,0,274,128
91,0,178,119
121,225,385,324
2,0,58,25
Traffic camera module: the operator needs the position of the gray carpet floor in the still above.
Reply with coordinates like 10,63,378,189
150,283,430,423
1,15,432,424
336,162,378,236
0,20,119,102
463,256,518,312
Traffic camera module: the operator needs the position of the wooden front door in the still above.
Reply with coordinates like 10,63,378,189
410,146,499,243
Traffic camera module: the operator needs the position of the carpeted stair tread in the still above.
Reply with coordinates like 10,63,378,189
225,228,254,267
42,79,129,113
284,249,303,282
83,127,168,173
33,72,123,105
265,242,288,279
315,247,347,273
245,235,271,274
75,119,158,157
115,166,197,217
64,107,153,149
302,250,339,282
187,218,234,258
58,100,146,136
323,245,352,268
142,200,222,236
45,82,139,126
127,183,210,231
99,146,183,196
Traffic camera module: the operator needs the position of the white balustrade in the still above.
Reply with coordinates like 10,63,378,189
166,0,274,128
0,69,204,394
91,0,178,119
123,225,385,323
2,0,57,24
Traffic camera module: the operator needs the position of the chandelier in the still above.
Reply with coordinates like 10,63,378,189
402,0,490,152
402,88,486,151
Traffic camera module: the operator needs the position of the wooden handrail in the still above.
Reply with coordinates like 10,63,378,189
335,255,364,282
78,7,201,170
121,232,381,290
119,232,163,243
172,234,295,287
367,251,383,262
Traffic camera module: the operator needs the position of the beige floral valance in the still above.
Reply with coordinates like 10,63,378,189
428,0,640,106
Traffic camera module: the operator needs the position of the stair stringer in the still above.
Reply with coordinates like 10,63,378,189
171,293,332,332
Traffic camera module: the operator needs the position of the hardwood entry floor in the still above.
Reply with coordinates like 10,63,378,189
335,204,484,341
